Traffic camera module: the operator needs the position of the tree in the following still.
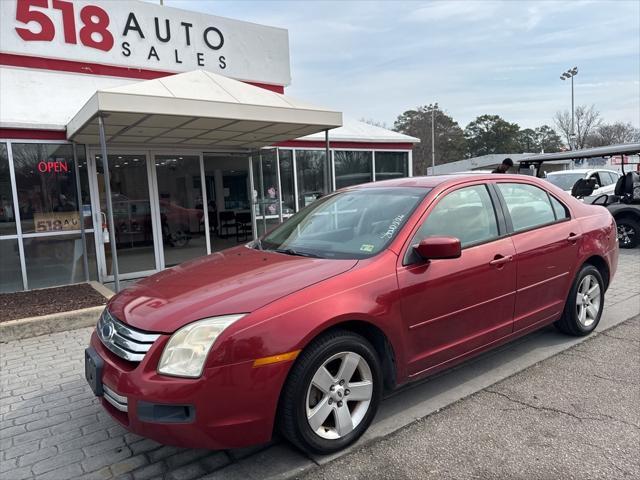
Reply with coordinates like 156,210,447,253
585,122,640,147
359,117,389,129
516,128,538,152
393,104,466,175
464,114,521,157
553,104,601,150
535,125,563,153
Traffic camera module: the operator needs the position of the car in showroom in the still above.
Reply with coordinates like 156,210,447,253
85,174,618,454
544,168,620,197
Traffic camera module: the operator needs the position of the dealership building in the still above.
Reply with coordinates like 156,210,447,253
0,0,418,293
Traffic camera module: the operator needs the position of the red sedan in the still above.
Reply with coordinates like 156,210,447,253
85,174,618,454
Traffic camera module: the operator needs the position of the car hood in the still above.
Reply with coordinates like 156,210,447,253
108,246,358,333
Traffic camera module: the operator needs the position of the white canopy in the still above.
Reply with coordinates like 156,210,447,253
66,70,342,149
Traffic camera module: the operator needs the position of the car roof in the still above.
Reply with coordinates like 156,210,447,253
547,168,618,175
352,173,543,190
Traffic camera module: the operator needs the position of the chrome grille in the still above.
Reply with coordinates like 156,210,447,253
97,309,160,362
103,384,128,412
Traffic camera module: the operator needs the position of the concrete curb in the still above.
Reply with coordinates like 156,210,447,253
0,305,104,343
0,282,112,343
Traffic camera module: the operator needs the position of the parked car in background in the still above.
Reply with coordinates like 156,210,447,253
545,169,620,197
85,174,618,455
588,171,640,248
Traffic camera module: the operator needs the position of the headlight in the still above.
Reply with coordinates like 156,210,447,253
158,314,245,378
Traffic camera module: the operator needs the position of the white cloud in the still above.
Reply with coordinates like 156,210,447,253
165,0,640,129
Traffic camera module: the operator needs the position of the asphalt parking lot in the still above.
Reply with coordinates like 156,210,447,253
0,249,638,480
298,315,640,480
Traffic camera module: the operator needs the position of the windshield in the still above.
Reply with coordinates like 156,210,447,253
259,187,429,259
545,173,584,191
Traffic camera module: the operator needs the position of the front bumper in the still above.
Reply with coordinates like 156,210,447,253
88,332,290,450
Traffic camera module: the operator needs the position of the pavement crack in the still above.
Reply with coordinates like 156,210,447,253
599,331,640,346
591,373,639,387
484,389,640,431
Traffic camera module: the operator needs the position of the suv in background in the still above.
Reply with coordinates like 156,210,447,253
545,169,620,197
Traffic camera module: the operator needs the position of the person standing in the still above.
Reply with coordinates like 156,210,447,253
492,158,514,173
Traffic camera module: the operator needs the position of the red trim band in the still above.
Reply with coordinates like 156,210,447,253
0,128,66,140
275,140,415,150
0,53,285,94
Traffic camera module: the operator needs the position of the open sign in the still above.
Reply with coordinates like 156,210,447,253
38,161,69,173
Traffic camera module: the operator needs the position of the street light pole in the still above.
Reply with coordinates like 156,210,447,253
560,67,578,149
429,103,438,175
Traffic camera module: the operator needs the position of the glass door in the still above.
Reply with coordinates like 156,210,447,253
153,154,207,268
90,152,160,280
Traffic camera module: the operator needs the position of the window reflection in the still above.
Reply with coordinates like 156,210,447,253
375,152,409,181
296,150,329,208
334,151,373,189
0,239,22,292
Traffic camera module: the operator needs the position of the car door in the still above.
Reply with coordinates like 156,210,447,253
396,183,517,378
495,182,579,332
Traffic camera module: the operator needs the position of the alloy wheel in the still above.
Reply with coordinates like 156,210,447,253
617,224,635,247
576,274,601,328
305,351,373,440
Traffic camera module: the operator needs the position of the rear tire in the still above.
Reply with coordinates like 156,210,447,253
554,264,604,336
279,330,382,454
616,217,639,249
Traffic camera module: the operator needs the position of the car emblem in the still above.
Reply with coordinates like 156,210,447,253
101,318,115,341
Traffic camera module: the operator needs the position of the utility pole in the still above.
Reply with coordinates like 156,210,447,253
560,67,578,149
431,104,436,175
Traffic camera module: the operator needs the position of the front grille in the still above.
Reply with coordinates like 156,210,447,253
97,309,160,362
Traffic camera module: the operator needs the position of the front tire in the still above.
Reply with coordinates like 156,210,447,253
616,217,639,249
554,264,604,336
279,330,382,454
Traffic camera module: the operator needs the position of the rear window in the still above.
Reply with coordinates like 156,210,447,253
497,183,556,232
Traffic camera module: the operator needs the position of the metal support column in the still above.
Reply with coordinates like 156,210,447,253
98,115,120,292
199,153,211,254
258,152,267,234
248,155,258,240
275,148,284,224
325,129,331,192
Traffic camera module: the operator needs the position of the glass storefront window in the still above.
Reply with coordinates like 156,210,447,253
23,234,86,289
155,155,206,268
0,239,23,292
12,143,79,235
334,151,373,189
76,145,94,229
296,150,329,208
278,149,295,213
0,143,17,236
96,154,156,275
255,150,280,217
375,151,409,181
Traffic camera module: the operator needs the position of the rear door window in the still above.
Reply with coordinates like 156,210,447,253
497,183,556,232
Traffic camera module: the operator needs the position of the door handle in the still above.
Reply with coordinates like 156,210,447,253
489,254,513,266
567,232,582,243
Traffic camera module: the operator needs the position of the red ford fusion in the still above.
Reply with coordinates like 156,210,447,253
85,174,618,454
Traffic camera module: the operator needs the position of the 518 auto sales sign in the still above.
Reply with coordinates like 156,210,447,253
0,0,291,86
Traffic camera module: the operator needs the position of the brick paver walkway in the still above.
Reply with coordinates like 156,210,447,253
1,250,638,479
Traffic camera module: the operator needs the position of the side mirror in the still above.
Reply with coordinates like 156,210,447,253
414,236,461,260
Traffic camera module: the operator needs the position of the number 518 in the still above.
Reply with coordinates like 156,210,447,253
15,0,114,52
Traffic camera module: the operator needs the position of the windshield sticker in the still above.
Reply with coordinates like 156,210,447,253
380,214,405,240
360,244,374,252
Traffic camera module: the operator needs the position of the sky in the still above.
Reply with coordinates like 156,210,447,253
160,0,639,131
